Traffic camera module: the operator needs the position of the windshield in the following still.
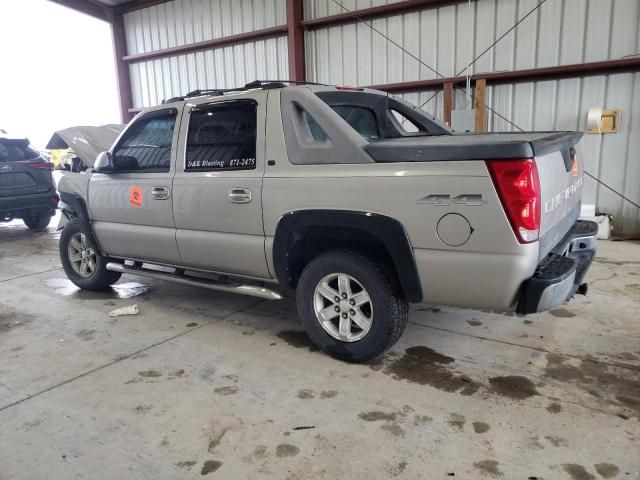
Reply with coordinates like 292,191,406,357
0,139,40,162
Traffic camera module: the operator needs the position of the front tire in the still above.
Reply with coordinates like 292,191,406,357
23,212,53,230
296,250,408,362
59,218,121,290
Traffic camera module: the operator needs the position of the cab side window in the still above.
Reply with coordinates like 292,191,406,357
112,109,176,173
185,100,257,171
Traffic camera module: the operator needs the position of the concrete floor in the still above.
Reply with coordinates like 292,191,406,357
0,216,639,480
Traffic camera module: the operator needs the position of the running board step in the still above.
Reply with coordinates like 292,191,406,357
106,262,283,301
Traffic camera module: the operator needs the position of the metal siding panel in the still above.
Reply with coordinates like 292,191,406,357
387,14,403,84
512,83,534,132
455,0,475,75
536,0,562,68
328,26,344,85
559,0,587,64
371,18,388,84
343,24,358,86
584,0,612,62
418,9,438,81
356,22,372,85
473,0,496,74
514,0,539,70
621,73,640,235
403,12,420,83
596,74,634,222
493,0,516,73
532,80,557,131
577,76,607,209
437,4,456,77
610,0,640,59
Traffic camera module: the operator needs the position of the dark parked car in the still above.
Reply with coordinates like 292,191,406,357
0,134,58,230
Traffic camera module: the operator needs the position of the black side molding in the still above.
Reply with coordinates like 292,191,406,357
273,210,423,303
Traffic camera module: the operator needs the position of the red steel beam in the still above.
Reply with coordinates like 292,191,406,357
287,0,305,81
122,25,288,64
115,0,173,14
369,58,640,93
301,0,466,30
112,11,135,123
48,0,111,22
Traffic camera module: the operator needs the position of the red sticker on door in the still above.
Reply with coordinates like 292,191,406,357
129,186,143,207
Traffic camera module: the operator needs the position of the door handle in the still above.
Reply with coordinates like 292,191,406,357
228,188,252,204
151,186,170,200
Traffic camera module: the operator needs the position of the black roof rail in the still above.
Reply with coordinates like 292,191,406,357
161,80,331,104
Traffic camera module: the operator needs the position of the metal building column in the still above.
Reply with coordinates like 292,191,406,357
286,0,305,82
111,11,134,123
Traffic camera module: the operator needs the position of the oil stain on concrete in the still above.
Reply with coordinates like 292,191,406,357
448,413,466,431
214,386,238,396
0,308,35,332
276,330,320,352
594,463,619,479
488,375,538,400
562,463,595,480
473,459,502,477
74,329,96,341
546,402,562,413
275,444,299,457
549,308,577,318
359,411,396,422
381,346,481,395
201,460,222,475
545,353,640,417
472,421,490,434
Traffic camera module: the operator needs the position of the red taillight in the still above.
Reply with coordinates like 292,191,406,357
52,195,60,207
336,86,363,91
487,158,541,243
27,161,54,170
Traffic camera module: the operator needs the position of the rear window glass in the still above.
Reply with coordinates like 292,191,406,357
0,139,40,162
331,106,379,140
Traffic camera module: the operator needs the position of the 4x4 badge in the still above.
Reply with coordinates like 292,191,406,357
417,194,487,206
0,165,13,173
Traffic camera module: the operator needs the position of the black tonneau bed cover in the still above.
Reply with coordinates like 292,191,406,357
365,131,583,163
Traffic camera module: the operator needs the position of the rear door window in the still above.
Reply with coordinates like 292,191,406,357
185,100,257,171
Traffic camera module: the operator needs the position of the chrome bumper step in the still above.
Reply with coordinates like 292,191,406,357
106,262,283,301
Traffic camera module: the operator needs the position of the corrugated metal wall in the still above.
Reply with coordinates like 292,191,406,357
304,0,640,235
124,0,640,235
124,0,288,108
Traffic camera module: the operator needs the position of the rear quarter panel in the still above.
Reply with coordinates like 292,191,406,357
263,92,538,310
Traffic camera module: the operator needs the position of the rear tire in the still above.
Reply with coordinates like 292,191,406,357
23,212,53,230
296,249,408,362
59,218,122,290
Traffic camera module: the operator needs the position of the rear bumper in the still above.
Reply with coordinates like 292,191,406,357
0,191,59,219
516,220,597,314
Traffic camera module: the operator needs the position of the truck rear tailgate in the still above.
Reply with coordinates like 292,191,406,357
365,131,584,257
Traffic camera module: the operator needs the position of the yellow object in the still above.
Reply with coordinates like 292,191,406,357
49,148,71,168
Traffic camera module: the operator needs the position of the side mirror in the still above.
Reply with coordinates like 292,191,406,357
94,151,111,172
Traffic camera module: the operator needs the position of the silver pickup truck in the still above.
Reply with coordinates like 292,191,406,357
57,81,597,362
